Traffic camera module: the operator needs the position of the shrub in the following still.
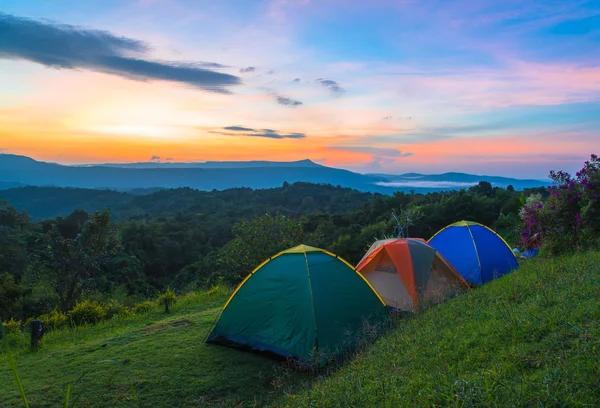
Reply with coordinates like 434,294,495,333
131,301,156,315
69,300,107,326
521,154,600,254
157,288,178,309
105,299,128,319
1,318,22,334
40,309,69,331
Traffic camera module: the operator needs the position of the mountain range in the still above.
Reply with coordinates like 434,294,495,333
0,154,551,194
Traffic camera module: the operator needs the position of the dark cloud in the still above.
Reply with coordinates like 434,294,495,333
382,116,392,120
239,66,256,73
276,95,303,107
219,126,305,139
366,156,401,171
252,130,305,139
0,13,240,93
150,155,161,161
329,146,413,158
293,78,300,83
266,70,275,75
316,78,345,95
224,125,255,131
195,61,228,69
165,157,173,161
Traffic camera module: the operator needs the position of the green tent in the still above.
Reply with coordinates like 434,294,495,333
206,244,388,366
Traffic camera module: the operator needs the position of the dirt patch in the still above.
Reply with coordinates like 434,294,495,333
171,319,190,327
144,319,191,333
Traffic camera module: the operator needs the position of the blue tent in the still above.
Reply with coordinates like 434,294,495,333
427,221,519,286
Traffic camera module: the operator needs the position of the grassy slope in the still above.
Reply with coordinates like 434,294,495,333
2,252,599,407
282,251,600,407
0,288,308,408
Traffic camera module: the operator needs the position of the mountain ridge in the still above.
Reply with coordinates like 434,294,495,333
0,154,551,193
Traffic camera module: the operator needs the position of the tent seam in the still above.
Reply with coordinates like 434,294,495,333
303,250,320,357
465,225,483,283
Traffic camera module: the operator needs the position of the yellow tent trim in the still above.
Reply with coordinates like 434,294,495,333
220,249,287,311
281,244,322,254
428,220,517,260
450,220,480,227
475,223,518,259
321,249,387,307
221,245,387,312
427,223,453,242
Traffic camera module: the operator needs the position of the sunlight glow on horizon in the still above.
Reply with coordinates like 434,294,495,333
0,0,598,178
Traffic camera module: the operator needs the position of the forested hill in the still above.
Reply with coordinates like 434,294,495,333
0,179,549,322
0,154,550,193
0,183,378,220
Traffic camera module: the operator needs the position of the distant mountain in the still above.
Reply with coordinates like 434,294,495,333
0,153,391,193
79,158,322,169
372,172,551,190
0,181,24,190
0,154,551,194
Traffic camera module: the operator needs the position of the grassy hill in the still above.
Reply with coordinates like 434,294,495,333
282,251,600,407
2,252,599,407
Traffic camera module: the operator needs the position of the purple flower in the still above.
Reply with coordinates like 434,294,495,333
575,213,583,228
537,203,543,209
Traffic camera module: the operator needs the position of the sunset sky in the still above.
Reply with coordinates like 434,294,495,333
1,0,599,178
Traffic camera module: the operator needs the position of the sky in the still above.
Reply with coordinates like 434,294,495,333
1,0,599,179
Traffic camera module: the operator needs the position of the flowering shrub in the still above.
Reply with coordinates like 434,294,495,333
521,154,599,254
69,300,108,326
1,318,22,334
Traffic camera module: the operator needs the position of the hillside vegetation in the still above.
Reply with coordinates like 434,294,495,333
2,181,540,323
2,251,599,407
282,251,600,407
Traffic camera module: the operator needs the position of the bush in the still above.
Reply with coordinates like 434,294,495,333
40,309,69,331
157,288,177,309
104,299,128,319
1,318,22,334
521,154,600,254
69,300,107,326
131,301,156,315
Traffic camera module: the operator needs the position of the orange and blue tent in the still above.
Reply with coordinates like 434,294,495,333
356,238,468,312
428,221,519,286
206,245,388,366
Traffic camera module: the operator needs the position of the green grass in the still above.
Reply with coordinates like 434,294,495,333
0,286,310,407
2,252,600,407
282,251,600,407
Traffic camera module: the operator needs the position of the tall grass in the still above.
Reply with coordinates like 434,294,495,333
1,321,30,408
1,320,141,408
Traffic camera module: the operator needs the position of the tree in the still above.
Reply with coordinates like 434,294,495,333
217,213,304,281
469,181,494,197
391,205,424,238
0,201,30,229
40,209,120,311
0,272,31,320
